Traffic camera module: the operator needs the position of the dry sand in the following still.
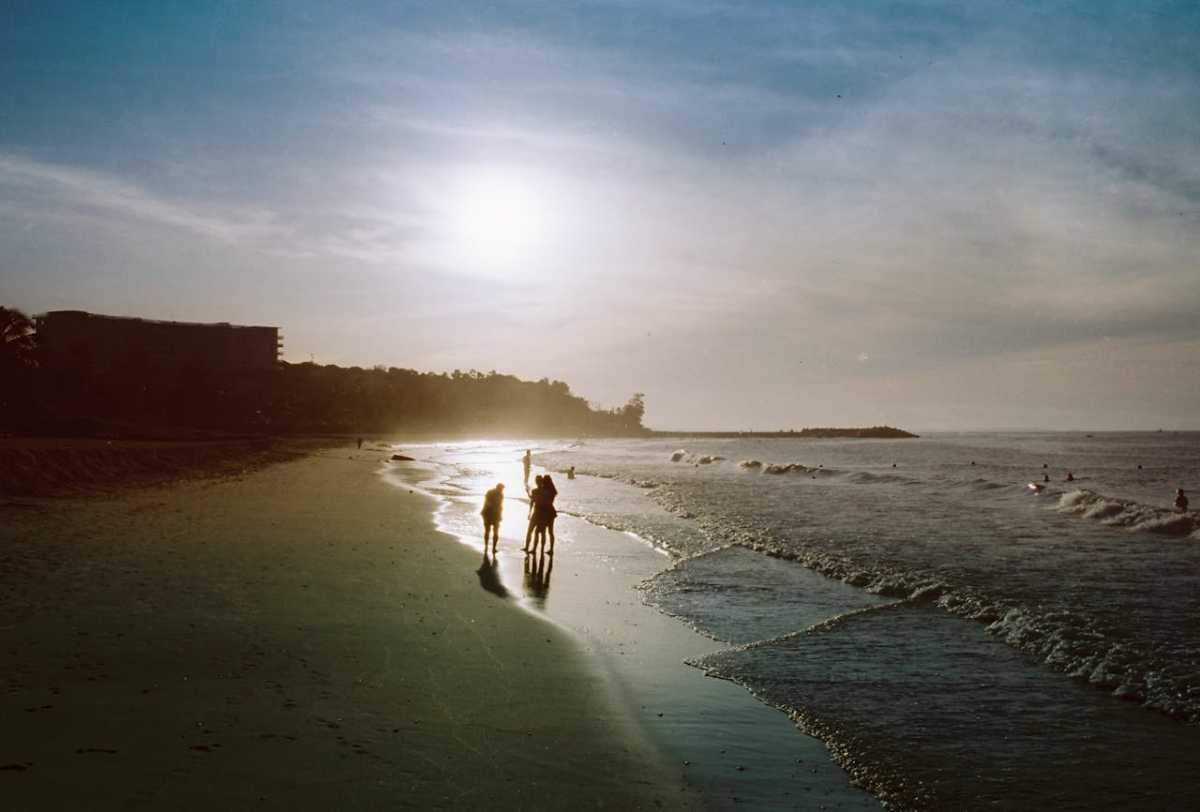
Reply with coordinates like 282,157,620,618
0,447,675,809
0,437,324,497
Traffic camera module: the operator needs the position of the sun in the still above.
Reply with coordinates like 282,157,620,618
449,169,547,272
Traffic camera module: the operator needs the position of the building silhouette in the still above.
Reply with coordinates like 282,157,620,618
36,310,281,376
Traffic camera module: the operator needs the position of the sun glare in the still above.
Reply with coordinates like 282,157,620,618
449,170,547,272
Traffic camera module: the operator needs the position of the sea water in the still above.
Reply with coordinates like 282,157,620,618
399,433,1200,809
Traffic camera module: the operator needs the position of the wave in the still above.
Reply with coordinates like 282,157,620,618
963,477,1010,491
668,449,724,464
735,539,1199,722
761,462,835,476
742,460,900,480
539,448,1200,724
764,462,811,475
1057,489,1197,537
625,468,1200,723
846,471,909,485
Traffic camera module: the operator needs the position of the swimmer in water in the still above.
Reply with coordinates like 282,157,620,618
1066,471,1074,482
1176,489,1189,513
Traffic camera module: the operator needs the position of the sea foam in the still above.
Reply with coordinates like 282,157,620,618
1058,489,1196,536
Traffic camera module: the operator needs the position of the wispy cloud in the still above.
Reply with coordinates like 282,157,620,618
4,1,1198,427
0,154,287,244
0,153,431,268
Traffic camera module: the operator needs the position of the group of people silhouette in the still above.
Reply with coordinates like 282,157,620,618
478,449,560,557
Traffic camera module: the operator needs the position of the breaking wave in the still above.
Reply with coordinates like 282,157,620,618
1058,489,1197,537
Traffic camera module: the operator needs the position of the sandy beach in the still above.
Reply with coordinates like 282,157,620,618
0,444,675,809
0,437,323,498
389,447,879,810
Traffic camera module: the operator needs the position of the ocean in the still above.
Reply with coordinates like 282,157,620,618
395,432,1200,809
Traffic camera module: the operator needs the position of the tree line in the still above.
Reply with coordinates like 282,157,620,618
0,307,647,437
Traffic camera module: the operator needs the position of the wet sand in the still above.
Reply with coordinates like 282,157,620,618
0,447,674,809
391,454,880,810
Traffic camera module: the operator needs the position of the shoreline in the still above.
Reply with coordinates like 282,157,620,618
386,447,879,809
0,444,677,809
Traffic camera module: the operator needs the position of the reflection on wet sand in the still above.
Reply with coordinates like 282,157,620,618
475,548,553,607
476,552,508,598
523,551,553,607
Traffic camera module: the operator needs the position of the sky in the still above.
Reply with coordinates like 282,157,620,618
2,1,1198,431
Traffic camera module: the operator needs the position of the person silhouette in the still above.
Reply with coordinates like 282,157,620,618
1176,489,1189,513
522,449,532,491
525,475,559,555
540,475,559,554
525,475,544,553
480,483,504,553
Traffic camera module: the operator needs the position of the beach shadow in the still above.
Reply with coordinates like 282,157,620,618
523,551,553,607
476,552,508,599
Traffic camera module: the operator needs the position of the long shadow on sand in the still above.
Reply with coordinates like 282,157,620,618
476,553,509,598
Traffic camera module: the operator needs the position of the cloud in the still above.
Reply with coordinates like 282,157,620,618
5,2,1198,428
0,153,286,244
0,153,433,269
590,44,1199,353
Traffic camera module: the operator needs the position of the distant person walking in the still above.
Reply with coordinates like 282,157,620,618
356,437,363,450
481,483,504,553
1176,489,1189,513
522,449,532,491
567,465,576,480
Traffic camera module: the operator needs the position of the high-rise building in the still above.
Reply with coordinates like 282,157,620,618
36,310,282,375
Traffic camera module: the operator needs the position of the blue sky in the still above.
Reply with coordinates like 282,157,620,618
2,1,1198,429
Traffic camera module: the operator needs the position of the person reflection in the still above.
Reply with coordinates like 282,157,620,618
476,551,508,599
523,550,553,606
